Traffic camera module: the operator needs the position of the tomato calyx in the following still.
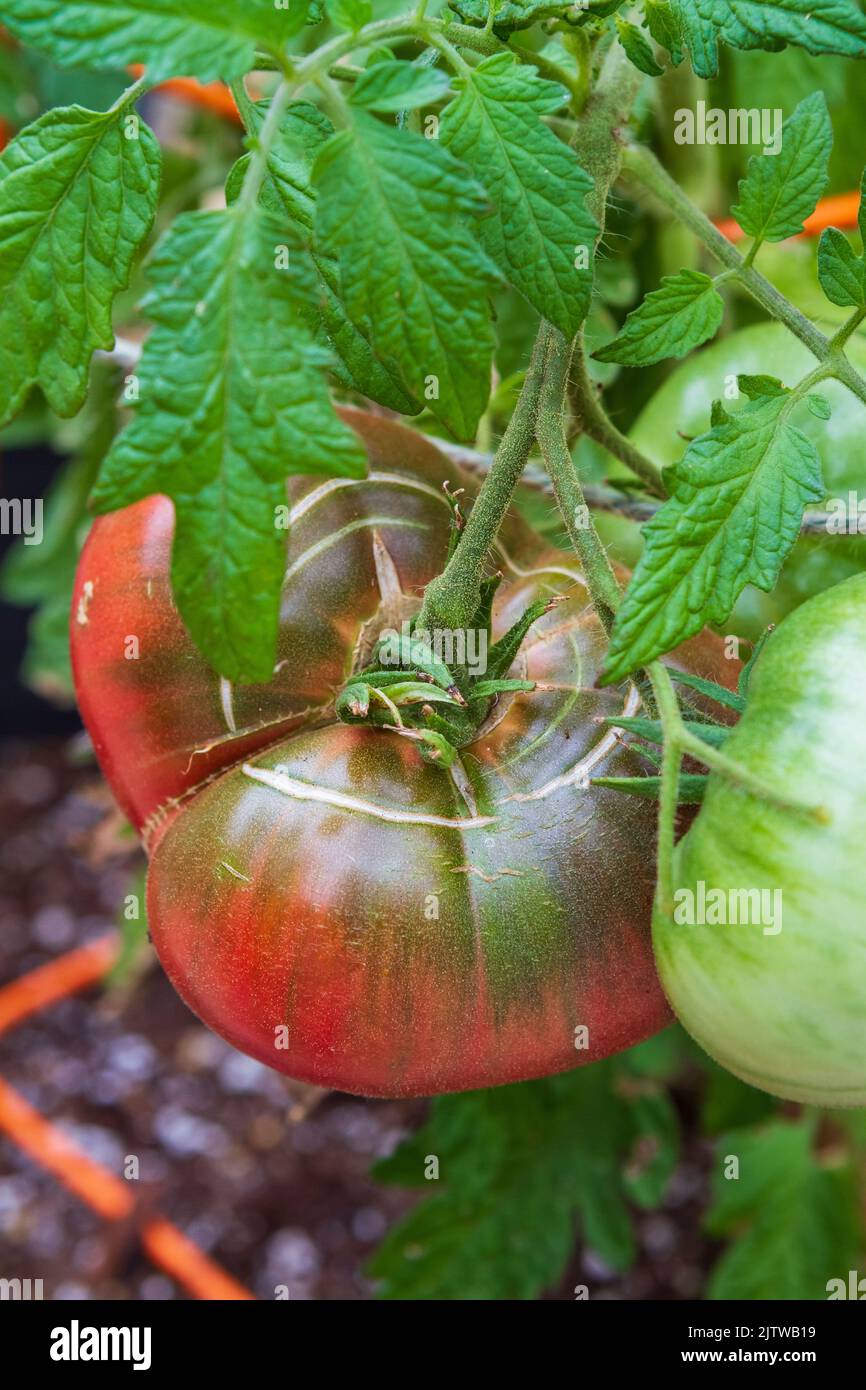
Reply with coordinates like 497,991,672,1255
335,580,567,767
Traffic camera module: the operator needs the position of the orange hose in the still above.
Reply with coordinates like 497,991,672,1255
141,1218,255,1301
0,934,118,1036
0,939,256,1298
0,1077,254,1297
129,66,242,123
0,1075,134,1220
716,190,862,244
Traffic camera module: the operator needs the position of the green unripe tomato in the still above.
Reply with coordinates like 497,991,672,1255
597,323,866,639
653,573,866,1106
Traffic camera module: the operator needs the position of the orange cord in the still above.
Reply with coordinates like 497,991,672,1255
128,66,243,123
0,941,255,1300
0,934,118,1036
0,1077,254,1298
716,190,862,244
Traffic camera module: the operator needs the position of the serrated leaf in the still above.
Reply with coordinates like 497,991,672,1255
93,207,367,683
594,270,723,367
643,0,684,65
616,16,664,74
449,1,601,30
313,112,497,440
732,91,832,244
227,99,333,232
707,1121,859,1300
0,104,160,424
0,0,305,84
737,373,788,400
602,395,824,683
368,1064,669,1300
325,0,372,30
350,59,451,113
0,371,116,702
670,0,866,80
818,225,866,308
227,101,418,414
439,52,597,338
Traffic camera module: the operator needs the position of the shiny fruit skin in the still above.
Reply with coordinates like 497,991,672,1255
598,323,866,638
72,409,733,1098
654,574,866,1106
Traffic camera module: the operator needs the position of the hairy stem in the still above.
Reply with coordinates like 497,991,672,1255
536,329,622,632
417,333,549,631
228,76,259,132
649,662,682,916
237,77,293,211
569,337,666,495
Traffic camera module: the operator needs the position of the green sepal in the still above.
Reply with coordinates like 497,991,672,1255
593,773,708,804
605,715,730,749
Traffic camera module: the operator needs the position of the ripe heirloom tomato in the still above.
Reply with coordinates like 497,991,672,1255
598,322,866,638
72,408,732,1098
654,573,866,1107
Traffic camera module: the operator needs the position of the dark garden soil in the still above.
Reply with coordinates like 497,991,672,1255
0,737,718,1301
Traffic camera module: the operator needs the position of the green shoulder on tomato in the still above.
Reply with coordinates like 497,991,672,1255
596,322,866,639
653,572,866,1106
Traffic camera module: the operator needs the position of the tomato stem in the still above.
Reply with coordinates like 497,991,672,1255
621,143,866,412
677,728,830,824
650,662,682,918
536,327,622,633
417,330,548,632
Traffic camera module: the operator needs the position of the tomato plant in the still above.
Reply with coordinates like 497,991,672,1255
74,407,741,1097
597,322,866,637
653,573,866,1106
6,0,866,1303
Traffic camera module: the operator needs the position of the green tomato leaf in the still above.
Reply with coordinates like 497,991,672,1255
448,1,605,30
0,104,160,425
602,395,825,683
325,0,372,30
594,270,723,367
818,226,866,308
706,1121,860,1300
616,16,664,75
731,92,832,245
350,59,451,113
0,369,117,702
93,207,367,684
0,0,305,84
737,373,789,400
226,99,333,233
439,53,598,339
670,0,866,80
369,1063,677,1299
643,0,684,65
313,112,497,440
226,101,418,414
